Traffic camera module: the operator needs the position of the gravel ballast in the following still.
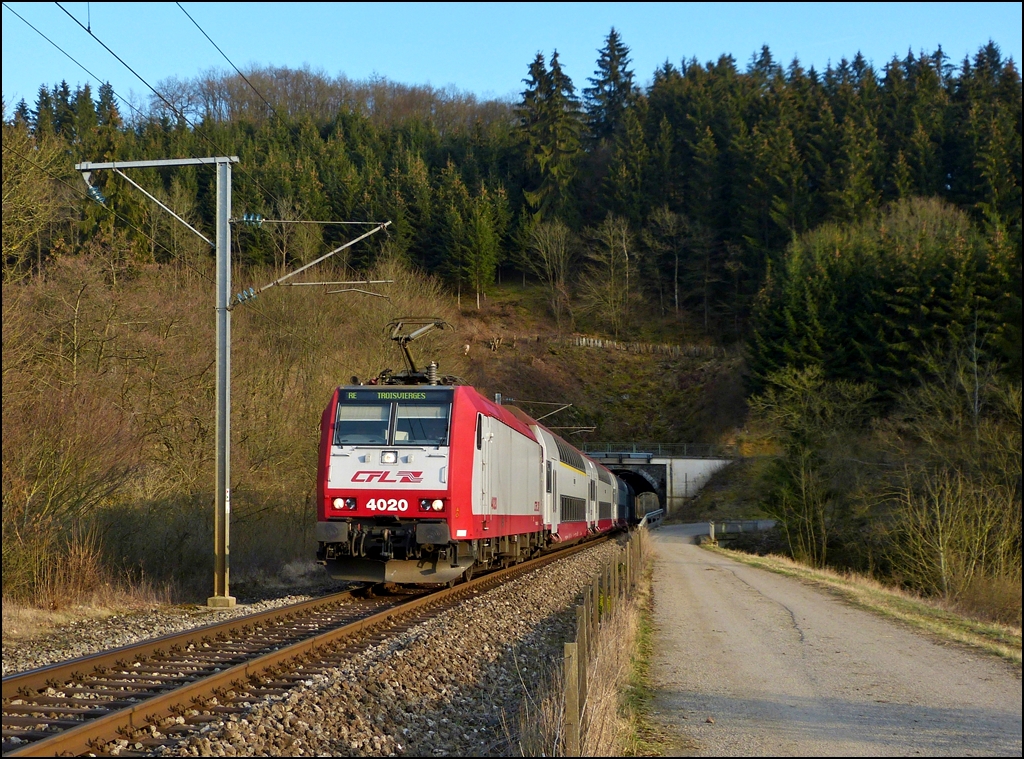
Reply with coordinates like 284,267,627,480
152,541,619,757
2,578,344,677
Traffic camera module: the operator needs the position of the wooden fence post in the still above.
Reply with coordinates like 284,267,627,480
591,575,599,633
614,549,622,598
576,605,588,730
582,594,591,659
605,561,613,611
564,642,580,757
622,540,630,594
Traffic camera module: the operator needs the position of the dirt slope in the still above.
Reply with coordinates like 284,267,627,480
450,291,747,445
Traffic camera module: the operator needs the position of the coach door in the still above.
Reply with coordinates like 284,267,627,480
477,413,494,531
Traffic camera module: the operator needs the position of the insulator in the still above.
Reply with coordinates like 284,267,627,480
87,186,107,204
242,213,264,228
235,287,258,305
427,361,439,386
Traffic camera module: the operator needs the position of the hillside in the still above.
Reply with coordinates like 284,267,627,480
450,287,747,446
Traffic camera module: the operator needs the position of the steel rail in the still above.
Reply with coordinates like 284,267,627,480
2,587,372,701
4,537,608,757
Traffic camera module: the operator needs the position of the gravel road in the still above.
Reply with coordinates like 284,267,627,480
649,524,1022,756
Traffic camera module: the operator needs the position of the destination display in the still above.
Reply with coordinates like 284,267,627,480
340,388,454,402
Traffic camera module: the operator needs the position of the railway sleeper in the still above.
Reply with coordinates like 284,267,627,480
9,696,133,708
3,728,54,740
59,687,165,698
2,705,112,716
3,716,85,728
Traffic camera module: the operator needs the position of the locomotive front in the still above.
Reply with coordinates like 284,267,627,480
316,385,472,583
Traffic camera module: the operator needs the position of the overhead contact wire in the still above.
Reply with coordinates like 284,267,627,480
173,5,382,229
54,1,289,214
175,2,283,122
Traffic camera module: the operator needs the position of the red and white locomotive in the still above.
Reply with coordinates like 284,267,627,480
315,382,634,584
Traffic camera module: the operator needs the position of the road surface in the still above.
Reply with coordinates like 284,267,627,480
649,523,1022,756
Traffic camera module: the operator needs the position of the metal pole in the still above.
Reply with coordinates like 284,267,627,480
209,158,235,608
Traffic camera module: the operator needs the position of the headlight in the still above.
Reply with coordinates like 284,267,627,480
381,450,398,464
345,497,357,510
431,499,444,511
331,497,345,510
419,499,431,511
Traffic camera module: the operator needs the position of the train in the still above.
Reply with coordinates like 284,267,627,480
314,381,636,584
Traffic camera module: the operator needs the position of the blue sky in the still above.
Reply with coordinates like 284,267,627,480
3,2,1021,111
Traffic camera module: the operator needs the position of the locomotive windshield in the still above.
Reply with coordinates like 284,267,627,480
333,389,452,446
395,403,450,445
334,404,390,444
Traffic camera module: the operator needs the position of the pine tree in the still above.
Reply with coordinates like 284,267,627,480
71,84,98,149
53,81,74,137
96,83,121,127
464,187,503,309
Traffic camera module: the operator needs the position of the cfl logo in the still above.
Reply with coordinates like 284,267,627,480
351,471,424,483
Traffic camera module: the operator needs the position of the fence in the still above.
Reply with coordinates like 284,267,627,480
481,333,730,359
560,335,729,358
708,519,776,542
561,526,650,756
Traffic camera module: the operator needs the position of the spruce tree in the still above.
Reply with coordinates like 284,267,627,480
604,106,650,225
518,51,583,222
31,85,55,137
583,28,637,144
13,99,31,126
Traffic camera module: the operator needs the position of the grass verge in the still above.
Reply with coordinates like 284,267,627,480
621,564,669,757
513,535,670,756
707,546,1022,665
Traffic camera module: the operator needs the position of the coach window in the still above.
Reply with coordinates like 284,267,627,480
335,404,390,445
395,403,451,446
546,460,552,493
476,414,483,450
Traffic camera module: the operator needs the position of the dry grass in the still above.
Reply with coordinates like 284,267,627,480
2,520,173,642
512,603,643,757
2,251,464,607
510,662,568,757
580,594,638,756
1,584,172,643
954,574,1023,628
709,546,1022,664
512,537,657,756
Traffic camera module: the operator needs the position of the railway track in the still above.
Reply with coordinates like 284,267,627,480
2,538,606,757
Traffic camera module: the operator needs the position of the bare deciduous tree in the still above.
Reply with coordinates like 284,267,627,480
578,214,637,338
523,219,575,330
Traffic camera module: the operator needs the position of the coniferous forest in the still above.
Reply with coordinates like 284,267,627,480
6,35,1021,359
2,32,1021,615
